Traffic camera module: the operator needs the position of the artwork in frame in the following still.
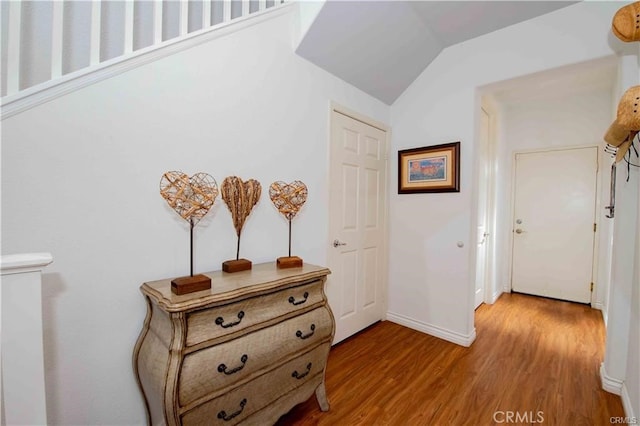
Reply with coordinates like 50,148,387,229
398,141,460,193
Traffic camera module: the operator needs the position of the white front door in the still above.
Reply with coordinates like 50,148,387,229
327,108,388,344
511,147,598,304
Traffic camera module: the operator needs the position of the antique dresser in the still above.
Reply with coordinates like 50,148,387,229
133,263,334,425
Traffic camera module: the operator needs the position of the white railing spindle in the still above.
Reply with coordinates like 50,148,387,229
124,0,134,54
223,0,231,22
2,0,289,111
90,0,102,65
6,0,23,95
179,1,188,36
51,1,64,79
202,0,211,28
153,0,163,44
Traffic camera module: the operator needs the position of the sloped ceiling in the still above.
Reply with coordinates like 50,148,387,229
296,1,579,105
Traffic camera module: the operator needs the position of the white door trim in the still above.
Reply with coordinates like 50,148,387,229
329,102,389,133
507,144,601,305
327,101,391,323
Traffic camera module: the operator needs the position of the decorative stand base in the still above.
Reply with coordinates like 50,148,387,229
171,274,212,295
222,259,252,273
277,256,303,269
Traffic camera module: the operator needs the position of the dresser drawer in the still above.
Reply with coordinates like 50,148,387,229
186,280,324,346
180,343,331,426
179,306,332,406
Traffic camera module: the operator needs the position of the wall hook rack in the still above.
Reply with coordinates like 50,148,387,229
605,162,616,219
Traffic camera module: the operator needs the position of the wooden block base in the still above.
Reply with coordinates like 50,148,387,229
277,256,303,269
171,274,211,295
222,258,252,273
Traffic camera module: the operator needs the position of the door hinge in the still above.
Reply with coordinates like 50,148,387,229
590,282,594,292
593,223,597,232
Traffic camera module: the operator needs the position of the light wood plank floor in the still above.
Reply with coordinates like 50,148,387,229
277,292,624,425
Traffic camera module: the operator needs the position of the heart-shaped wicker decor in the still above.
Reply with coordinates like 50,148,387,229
221,176,262,236
269,181,308,220
160,171,218,224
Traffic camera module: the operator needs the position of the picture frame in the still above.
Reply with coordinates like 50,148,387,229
398,141,460,193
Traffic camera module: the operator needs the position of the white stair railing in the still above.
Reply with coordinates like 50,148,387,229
1,0,286,119
1,253,54,426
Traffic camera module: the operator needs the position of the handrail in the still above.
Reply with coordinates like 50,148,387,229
1,0,287,119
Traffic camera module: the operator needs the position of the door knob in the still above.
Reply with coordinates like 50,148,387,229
515,228,524,234
333,239,347,248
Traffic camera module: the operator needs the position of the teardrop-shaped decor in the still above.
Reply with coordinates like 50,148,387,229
220,176,262,272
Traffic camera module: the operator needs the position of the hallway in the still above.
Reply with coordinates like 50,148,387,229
278,293,624,425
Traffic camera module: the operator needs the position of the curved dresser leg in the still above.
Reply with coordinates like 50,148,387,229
315,382,330,412
132,296,153,425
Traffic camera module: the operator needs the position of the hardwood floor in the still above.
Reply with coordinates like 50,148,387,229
276,292,624,425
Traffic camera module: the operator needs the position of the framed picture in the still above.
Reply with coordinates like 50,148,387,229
398,141,460,193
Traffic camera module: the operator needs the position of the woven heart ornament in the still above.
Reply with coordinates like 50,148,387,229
221,176,262,236
160,171,218,224
269,181,308,220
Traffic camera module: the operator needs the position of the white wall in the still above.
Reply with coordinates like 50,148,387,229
626,42,640,425
0,6,389,425
602,50,639,417
625,213,640,424
611,149,639,416
388,1,626,346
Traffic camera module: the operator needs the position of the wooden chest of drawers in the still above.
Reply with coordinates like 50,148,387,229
133,263,334,426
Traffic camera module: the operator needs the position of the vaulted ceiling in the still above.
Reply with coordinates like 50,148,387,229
296,1,579,105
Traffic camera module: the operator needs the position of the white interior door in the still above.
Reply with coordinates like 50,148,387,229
511,147,598,304
327,108,387,344
475,107,491,309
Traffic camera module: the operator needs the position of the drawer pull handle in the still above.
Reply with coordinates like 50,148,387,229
292,362,312,380
296,324,316,340
288,292,309,306
217,398,247,422
215,311,245,328
218,354,248,375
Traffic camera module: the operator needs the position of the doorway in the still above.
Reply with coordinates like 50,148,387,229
475,106,494,309
327,105,389,344
510,147,598,304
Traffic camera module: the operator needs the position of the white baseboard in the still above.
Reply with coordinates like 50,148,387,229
600,363,623,395
594,303,608,327
620,383,640,423
386,312,476,347
487,290,502,304
621,383,637,421
602,368,638,421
